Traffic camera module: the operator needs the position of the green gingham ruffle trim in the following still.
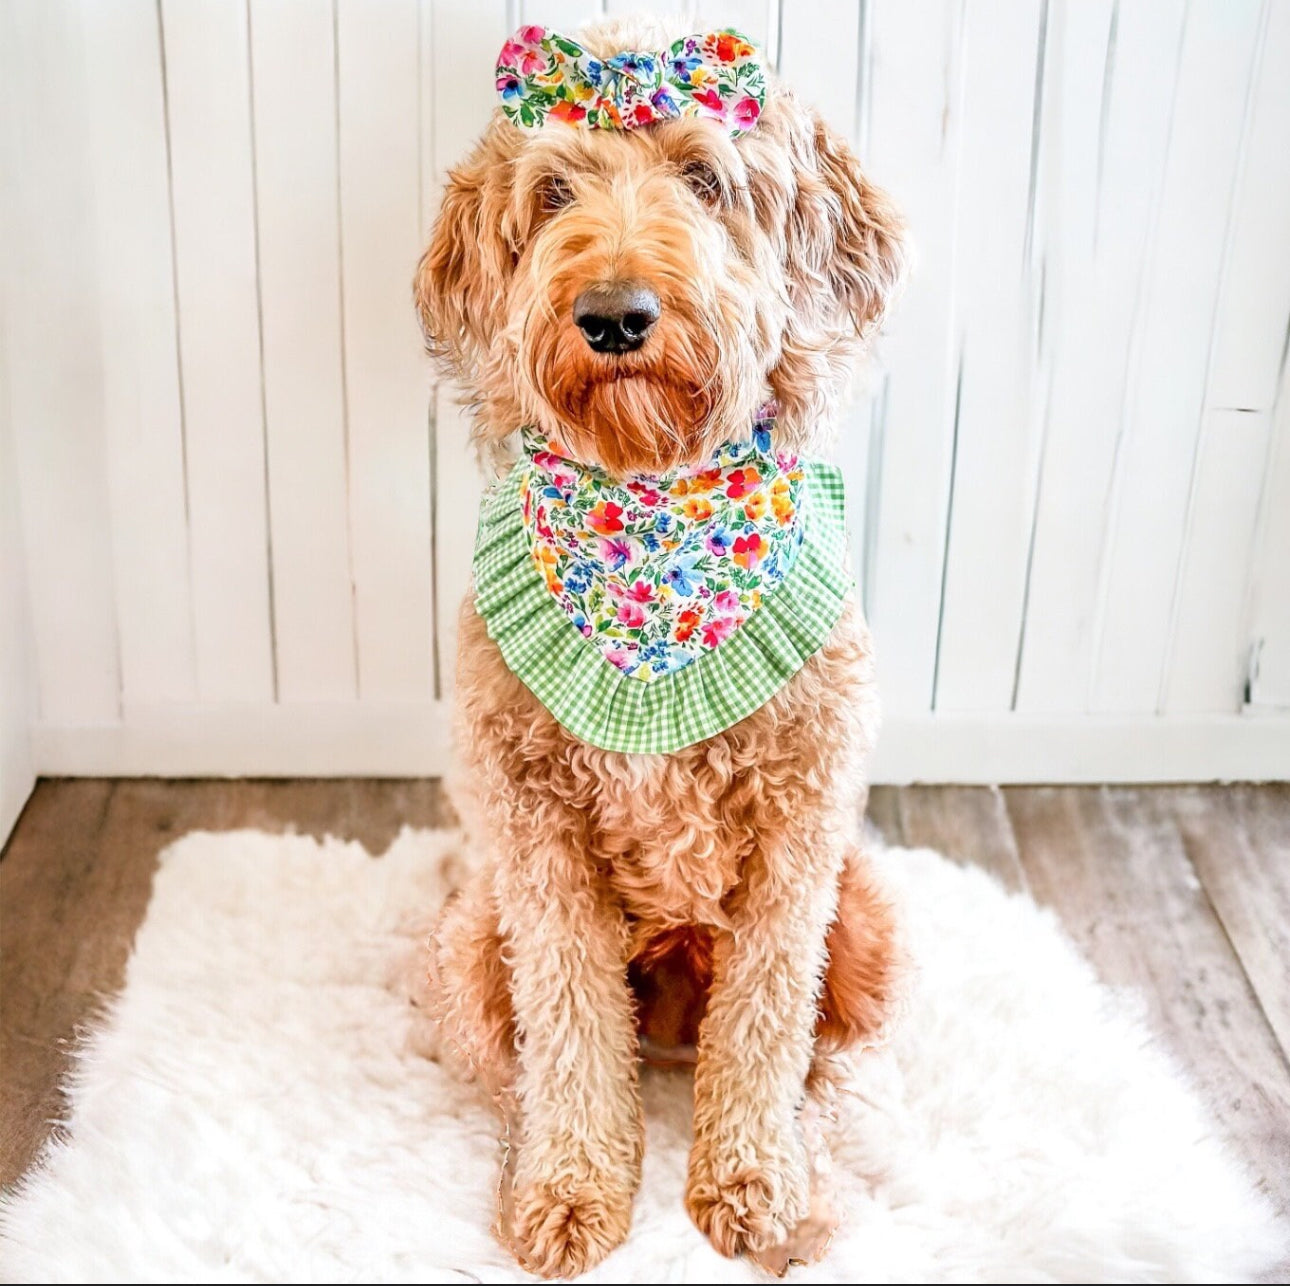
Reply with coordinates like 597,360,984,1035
472,459,853,755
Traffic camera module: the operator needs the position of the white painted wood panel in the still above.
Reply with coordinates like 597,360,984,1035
1245,366,1290,713
1163,408,1274,712
1091,0,1264,713
522,0,602,33
601,0,773,53
1014,0,1187,713
777,0,860,133
80,0,196,707
162,0,277,703
337,0,435,700
1,0,121,727
2,0,1287,784
862,0,963,713
249,0,357,701
1206,0,1290,415
1,348,36,843
932,0,1045,712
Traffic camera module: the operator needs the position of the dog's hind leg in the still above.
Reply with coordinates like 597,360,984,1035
426,865,516,1098
815,844,901,1056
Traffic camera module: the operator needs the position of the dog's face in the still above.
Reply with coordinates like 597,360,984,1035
416,21,906,474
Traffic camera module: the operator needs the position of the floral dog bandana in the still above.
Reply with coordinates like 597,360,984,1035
495,26,766,137
472,412,853,755
522,412,803,681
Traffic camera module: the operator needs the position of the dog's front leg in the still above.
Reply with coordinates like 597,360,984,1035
685,830,842,1264
493,843,643,1278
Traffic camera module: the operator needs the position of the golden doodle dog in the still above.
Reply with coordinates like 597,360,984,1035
418,15,907,1278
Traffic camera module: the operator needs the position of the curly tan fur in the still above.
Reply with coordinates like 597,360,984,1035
419,14,907,1277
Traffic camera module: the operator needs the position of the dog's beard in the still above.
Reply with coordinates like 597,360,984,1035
558,369,716,475
523,320,724,475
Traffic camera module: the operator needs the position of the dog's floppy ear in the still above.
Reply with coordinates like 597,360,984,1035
745,91,907,433
805,112,908,337
414,133,514,377
749,92,907,340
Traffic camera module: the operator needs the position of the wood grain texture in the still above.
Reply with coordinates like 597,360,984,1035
1090,0,1264,713
932,0,1045,712
1247,365,1290,712
1173,784,1290,1060
249,0,357,701
1163,407,1274,711
81,0,196,707
162,0,277,704
863,0,964,714
884,784,1029,893
1005,785,1290,1218
2,780,117,1189
1205,0,1290,413
0,368,35,845
1,0,121,726
1013,0,1187,714
337,0,435,701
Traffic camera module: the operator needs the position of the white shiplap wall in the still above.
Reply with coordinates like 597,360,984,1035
1,354,35,844
1,0,1288,816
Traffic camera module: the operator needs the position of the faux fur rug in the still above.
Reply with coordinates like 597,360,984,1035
2,828,1285,1283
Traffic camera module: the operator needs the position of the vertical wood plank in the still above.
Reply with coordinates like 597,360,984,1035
1014,0,1188,712
337,1,434,701
249,0,357,700
0,780,115,1184
0,0,121,725
428,0,507,692
521,0,601,33
1168,1,1290,715
1205,0,1290,414
1175,785,1290,1060
1245,373,1290,710
931,0,1045,712
1091,0,1264,713
79,0,196,706
776,0,859,135
862,0,963,715
700,0,772,53
1162,409,1273,711
598,2,771,50
0,348,35,846
162,0,275,703
894,785,1029,893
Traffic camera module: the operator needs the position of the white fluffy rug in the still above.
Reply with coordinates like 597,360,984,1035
2,828,1285,1283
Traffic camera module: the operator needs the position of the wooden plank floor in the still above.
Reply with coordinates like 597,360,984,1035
3,781,1289,1248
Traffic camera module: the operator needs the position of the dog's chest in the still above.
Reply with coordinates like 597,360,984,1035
589,754,755,927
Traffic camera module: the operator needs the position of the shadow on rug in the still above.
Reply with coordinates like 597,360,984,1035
1,828,1284,1282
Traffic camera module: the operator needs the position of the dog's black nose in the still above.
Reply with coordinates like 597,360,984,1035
573,282,660,354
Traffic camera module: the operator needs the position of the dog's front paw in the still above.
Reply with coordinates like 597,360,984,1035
685,1144,811,1262
507,1176,632,1279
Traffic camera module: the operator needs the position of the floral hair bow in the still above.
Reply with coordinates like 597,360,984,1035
496,26,767,138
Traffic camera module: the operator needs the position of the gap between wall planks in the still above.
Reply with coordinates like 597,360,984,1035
2,0,1289,787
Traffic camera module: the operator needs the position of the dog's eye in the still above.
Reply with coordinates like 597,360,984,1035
681,160,723,208
539,175,575,214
